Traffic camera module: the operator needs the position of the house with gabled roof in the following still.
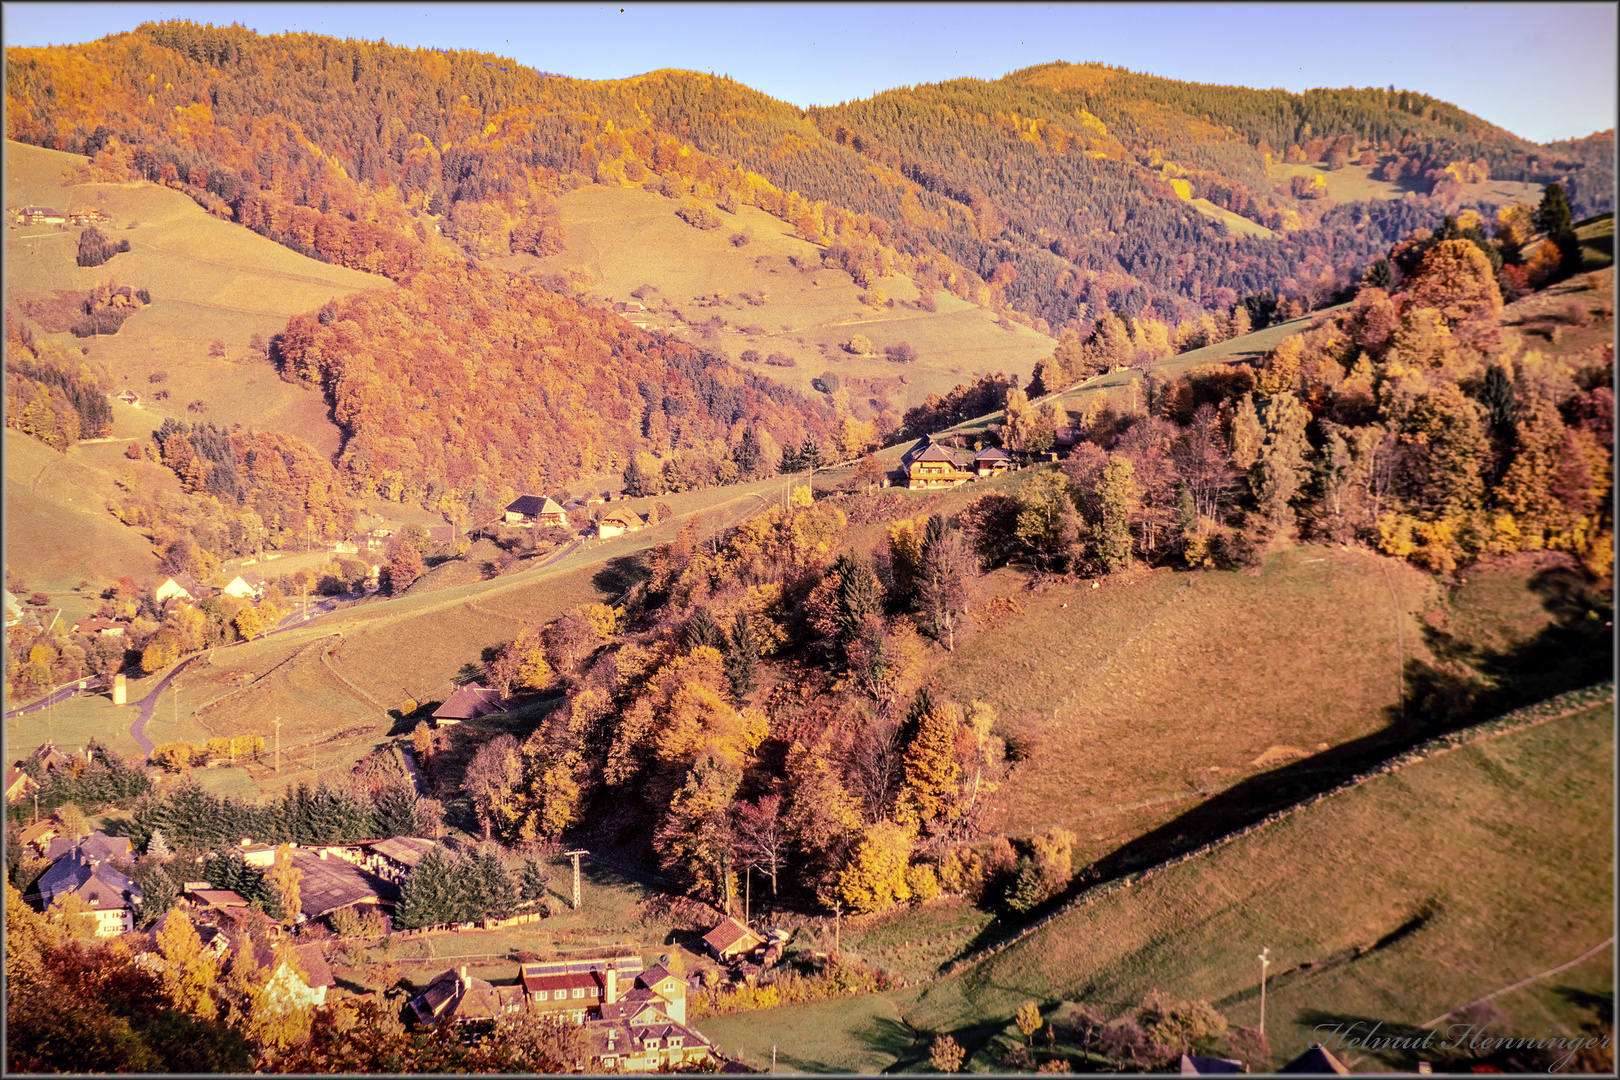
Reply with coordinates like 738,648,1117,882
410,965,524,1027
504,495,568,528
362,836,440,884
596,507,644,539
1278,1043,1351,1074
155,574,210,604
4,590,21,627
18,816,58,855
115,389,141,407
903,441,973,489
221,571,267,600
973,445,1013,476
6,765,39,802
702,917,766,963
431,684,509,727
31,832,143,936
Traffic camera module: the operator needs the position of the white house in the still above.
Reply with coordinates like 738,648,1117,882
221,571,267,600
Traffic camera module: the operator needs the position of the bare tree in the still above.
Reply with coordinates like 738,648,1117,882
848,716,903,821
916,527,978,651
732,794,788,895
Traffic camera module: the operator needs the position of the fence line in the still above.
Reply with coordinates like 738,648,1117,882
937,683,1614,979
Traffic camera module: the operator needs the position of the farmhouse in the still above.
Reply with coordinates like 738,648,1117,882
16,206,66,225
432,684,510,727
18,816,59,855
231,939,336,1010
31,832,143,936
596,507,644,539
702,917,766,962
221,571,267,600
68,209,110,226
285,847,398,924
902,441,973,489
155,574,210,603
973,445,1013,476
114,388,141,407
4,589,21,626
1278,1043,1352,1074
503,494,568,527
71,617,128,637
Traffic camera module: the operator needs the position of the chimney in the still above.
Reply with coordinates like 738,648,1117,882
605,963,617,1005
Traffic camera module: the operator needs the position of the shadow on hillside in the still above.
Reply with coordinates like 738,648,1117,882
1050,561,1613,905
593,555,650,598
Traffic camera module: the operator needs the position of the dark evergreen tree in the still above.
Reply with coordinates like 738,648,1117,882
683,607,724,651
724,610,758,702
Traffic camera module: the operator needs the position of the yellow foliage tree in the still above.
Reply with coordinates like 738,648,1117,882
157,909,219,1019
836,819,915,914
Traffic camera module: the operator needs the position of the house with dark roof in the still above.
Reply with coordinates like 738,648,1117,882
901,439,973,489
16,206,66,225
503,495,568,528
31,832,143,936
1181,1053,1249,1073
410,965,525,1027
973,445,1013,476
1277,1044,1352,1074
432,684,509,727
71,617,129,637
702,917,766,963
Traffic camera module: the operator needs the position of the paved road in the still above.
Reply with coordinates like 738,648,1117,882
4,680,98,719
127,655,205,755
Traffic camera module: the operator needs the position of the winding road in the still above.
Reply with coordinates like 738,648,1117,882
126,654,206,755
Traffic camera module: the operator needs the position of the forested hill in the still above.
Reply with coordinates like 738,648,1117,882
7,23,1607,340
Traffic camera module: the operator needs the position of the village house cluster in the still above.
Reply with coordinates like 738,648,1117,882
13,787,785,1072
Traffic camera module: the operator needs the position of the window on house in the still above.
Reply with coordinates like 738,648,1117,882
572,987,583,999
536,990,548,1001
645,1039,659,1049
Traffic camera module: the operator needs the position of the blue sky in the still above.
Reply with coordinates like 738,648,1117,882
3,3,1614,143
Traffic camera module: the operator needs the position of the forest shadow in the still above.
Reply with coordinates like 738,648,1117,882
592,555,650,598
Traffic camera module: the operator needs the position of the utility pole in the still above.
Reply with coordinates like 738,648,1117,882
1257,946,1272,1037
564,849,589,910
274,716,283,775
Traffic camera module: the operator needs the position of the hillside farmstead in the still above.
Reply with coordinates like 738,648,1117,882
503,494,567,527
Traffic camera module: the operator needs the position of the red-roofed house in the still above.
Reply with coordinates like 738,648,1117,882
702,918,766,963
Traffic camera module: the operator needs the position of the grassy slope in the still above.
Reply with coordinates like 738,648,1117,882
4,139,390,456
897,704,1614,1065
510,182,1056,410
935,546,1437,861
708,705,1611,1072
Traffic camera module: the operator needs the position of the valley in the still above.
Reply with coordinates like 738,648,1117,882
3,18,1613,1077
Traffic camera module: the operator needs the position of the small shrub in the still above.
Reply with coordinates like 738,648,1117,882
739,349,761,364
148,371,168,384
676,201,724,230
844,333,874,355
811,371,841,394
764,352,797,368
884,342,918,363
730,232,751,247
